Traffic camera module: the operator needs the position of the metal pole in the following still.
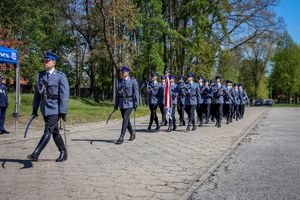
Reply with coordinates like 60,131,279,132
14,64,20,133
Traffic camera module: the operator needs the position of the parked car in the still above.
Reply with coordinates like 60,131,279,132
264,99,273,106
254,99,264,106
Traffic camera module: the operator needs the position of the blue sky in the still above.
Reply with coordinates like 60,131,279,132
275,0,300,44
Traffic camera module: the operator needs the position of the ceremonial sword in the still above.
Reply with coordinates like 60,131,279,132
106,108,117,124
24,115,37,139
63,119,67,150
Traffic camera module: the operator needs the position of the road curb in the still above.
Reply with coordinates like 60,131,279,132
180,108,269,200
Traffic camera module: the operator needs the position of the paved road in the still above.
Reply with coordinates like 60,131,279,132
191,108,300,200
0,107,267,200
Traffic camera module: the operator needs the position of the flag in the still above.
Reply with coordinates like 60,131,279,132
164,74,172,119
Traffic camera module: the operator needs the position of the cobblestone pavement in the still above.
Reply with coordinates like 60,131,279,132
0,107,268,200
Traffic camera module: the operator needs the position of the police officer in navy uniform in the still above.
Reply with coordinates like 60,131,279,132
223,80,234,124
0,73,9,134
196,75,204,127
232,83,241,121
239,84,249,119
166,74,178,132
202,80,212,124
158,75,167,126
184,73,201,131
114,66,139,144
28,51,69,162
147,71,161,131
177,75,186,126
211,75,227,128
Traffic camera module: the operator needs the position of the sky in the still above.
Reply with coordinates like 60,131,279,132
275,0,300,44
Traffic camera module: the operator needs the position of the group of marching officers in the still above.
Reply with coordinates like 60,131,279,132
145,71,249,132
113,67,249,145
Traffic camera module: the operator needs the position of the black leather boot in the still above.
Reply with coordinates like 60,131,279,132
186,122,191,131
53,134,67,162
199,120,203,127
115,133,125,144
179,121,183,127
147,124,152,131
128,127,135,141
217,121,221,128
166,121,172,132
226,119,230,124
173,122,177,131
192,122,196,131
155,124,160,131
56,151,68,162
27,134,51,161
183,120,186,126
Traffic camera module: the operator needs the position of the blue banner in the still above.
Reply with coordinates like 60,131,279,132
0,46,18,65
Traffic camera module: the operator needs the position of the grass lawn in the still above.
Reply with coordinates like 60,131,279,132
273,104,300,107
6,93,150,125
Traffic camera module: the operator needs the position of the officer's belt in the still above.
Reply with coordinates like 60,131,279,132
120,96,133,99
45,94,59,100
189,94,196,97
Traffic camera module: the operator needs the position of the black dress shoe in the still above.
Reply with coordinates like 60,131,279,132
56,151,68,162
3,130,9,134
27,154,39,161
0,132,3,135
217,123,221,128
226,120,229,124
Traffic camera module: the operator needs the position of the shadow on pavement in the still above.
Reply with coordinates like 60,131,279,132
0,158,33,169
72,139,116,145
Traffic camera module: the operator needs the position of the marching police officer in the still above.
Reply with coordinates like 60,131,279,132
0,73,9,134
177,75,186,126
114,66,139,144
166,74,178,132
27,51,69,162
211,76,226,128
232,83,241,121
196,75,204,127
184,73,201,131
147,71,161,131
158,75,167,126
223,80,234,124
202,80,212,124
239,84,249,119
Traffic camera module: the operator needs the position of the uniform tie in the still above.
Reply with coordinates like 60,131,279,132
47,72,50,79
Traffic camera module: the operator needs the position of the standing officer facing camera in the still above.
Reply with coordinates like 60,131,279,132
0,73,9,134
27,51,69,162
114,66,139,145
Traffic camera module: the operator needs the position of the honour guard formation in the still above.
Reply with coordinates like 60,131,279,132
143,70,249,134
1,51,249,162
